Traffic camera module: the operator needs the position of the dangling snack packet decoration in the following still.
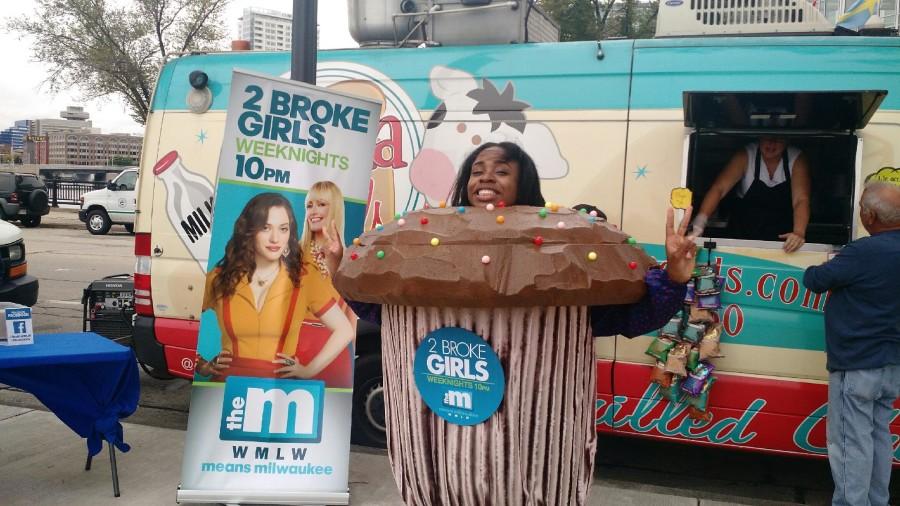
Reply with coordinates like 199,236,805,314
699,324,724,360
645,236,725,420
665,343,689,376
650,360,674,388
646,336,676,362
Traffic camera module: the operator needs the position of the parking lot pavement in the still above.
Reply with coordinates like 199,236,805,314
36,207,84,230
0,404,802,506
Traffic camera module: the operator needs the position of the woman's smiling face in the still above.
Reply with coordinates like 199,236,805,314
305,197,331,234
466,146,520,207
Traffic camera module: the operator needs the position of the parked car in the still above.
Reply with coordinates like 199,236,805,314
0,172,50,228
0,219,38,306
79,168,138,235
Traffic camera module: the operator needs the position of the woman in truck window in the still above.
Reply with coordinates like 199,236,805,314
347,141,698,338
692,136,811,253
274,181,357,388
195,192,354,381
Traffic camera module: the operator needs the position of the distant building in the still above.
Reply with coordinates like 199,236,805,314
24,135,50,164
60,106,89,121
47,132,142,166
29,106,99,136
238,7,293,51
0,120,31,151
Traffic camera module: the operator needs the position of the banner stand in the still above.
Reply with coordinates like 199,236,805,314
174,69,381,504
176,488,349,505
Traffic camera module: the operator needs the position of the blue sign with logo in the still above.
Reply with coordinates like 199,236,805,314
3,307,33,345
219,376,325,443
413,327,505,426
665,0,684,5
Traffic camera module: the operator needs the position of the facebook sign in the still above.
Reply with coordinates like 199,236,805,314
219,376,325,443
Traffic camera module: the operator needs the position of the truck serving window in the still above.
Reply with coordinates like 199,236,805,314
682,91,887,247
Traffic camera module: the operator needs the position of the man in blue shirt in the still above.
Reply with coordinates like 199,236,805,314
803,182,900,506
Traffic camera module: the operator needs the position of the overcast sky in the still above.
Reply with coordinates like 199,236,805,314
0,1,358,135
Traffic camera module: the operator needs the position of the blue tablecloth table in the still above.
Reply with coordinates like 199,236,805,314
0,332,140,497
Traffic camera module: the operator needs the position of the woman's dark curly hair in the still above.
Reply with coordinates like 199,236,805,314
211,193,302,301
449,142,545,207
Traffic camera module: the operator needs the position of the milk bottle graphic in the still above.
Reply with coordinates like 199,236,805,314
153,151,215,273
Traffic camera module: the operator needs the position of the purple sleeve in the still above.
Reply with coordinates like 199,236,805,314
347,300,382,326
590,268,686,338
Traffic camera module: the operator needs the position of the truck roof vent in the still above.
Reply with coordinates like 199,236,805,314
656,0,834,37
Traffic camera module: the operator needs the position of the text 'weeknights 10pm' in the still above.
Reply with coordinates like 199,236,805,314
232,80,373,183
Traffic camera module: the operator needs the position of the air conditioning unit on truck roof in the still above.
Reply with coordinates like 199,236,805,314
656,0,835,37
348,0,559,47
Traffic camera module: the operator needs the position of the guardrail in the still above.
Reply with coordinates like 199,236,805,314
46,179,107,207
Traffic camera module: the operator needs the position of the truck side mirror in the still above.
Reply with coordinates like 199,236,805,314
107,181,116,190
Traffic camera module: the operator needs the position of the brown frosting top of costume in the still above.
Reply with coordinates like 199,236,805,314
333,206,657,308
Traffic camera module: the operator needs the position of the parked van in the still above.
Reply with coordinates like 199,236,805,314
79,168,138,235
0,219,38,306
131,28,900,451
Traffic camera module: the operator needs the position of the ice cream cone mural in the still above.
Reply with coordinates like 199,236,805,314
153,151,216,273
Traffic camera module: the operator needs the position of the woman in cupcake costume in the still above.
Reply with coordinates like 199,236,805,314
273,181,357,388
195,192,354,381
338,142,697,506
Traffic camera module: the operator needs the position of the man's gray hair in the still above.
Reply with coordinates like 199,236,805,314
862,182,900,226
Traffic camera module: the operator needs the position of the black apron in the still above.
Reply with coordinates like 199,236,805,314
727,147,794,241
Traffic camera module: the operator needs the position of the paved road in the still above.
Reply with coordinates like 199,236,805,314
3,209,898,505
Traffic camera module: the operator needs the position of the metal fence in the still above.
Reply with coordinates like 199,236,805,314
46,179,107,207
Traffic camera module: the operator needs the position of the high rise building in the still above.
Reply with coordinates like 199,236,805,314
238,7,293,51
29,106,99,136
0,120,31,151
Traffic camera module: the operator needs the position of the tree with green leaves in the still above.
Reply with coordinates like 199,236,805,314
111,156,137,166
10,0,231,125
539,0,659,41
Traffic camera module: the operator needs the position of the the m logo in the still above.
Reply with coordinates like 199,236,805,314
219,377,325,443
443,390,473,411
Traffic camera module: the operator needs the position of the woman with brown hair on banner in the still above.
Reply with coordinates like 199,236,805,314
195,192,354,381
274,181,357,388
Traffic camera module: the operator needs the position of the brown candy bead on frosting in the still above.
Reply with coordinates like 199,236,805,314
333,206,657,308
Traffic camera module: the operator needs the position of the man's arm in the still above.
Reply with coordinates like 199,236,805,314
802,243,861,294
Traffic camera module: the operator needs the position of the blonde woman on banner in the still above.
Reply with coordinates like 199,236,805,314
275,181,358,388
195,192,354,381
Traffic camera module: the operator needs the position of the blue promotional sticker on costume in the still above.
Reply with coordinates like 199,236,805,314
413,327,505,426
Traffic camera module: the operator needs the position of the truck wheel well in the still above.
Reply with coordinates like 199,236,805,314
354,323,382,357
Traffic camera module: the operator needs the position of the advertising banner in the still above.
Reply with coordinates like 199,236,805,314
177,70,381,504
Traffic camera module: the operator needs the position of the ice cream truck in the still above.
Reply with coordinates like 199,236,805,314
131,0,900,452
